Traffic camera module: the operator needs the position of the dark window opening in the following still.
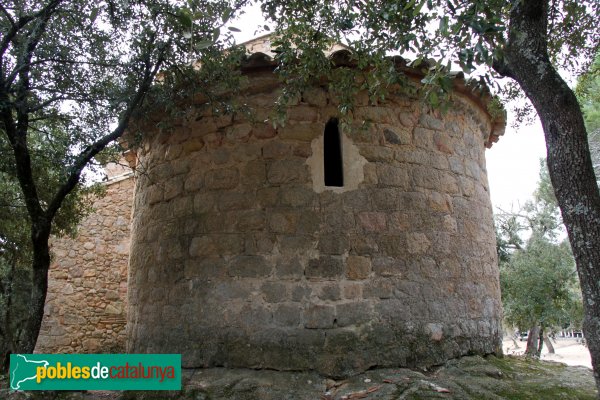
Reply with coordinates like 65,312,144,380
324,118,344,187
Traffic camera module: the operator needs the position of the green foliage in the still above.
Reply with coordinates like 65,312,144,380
501,238,579,331
575,54,600,133
521,160,562,241
259,0,598,124
495,214,524,263
575,53,600,181
0,0,249,255
259,0,446,122
532,159,558,208
0,120,100,281
496,160,582,333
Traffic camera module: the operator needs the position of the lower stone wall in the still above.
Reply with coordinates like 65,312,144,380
35,175,133,353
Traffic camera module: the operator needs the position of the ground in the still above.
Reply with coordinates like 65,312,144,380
1,351,597,399
503,336,592,368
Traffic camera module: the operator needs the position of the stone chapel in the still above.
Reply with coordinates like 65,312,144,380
39,35,505,378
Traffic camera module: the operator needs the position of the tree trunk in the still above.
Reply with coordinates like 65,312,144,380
0,223,50,374
23,226,51,344
544,332,556,354
511,334,519,349
495,0,600,393
0,255,15,371
525,326,540,357
0,264,33,372
537,326,545,357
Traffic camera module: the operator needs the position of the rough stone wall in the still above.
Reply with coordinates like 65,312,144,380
35,175,133,353
127,71,502,377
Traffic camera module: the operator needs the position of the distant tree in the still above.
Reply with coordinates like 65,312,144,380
500,237,580,356
497,161,582,357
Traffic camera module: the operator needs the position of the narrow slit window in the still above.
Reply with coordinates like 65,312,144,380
324,118,344,187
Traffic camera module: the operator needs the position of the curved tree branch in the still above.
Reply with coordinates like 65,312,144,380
45,42,168,221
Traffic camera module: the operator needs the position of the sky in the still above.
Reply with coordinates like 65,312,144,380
485,117,547,212
227,6,549,213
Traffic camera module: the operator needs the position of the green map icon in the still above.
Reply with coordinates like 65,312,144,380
10,354,49,390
